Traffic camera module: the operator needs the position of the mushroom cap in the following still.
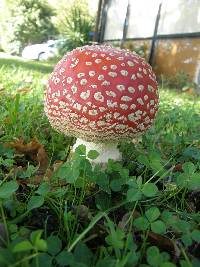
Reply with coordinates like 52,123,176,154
44,45,159,142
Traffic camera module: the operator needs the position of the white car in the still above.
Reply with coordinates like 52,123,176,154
22,40,61,61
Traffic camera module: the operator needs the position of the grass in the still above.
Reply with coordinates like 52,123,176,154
0,57,200,267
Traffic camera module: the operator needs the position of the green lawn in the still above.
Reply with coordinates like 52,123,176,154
0,57,200,267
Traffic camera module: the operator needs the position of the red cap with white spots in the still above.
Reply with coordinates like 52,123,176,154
44,45,159,142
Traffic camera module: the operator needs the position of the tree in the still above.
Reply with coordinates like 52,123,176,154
0,0,57,54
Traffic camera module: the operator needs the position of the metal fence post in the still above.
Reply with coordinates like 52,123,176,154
94,0,103,43
120,1,130,48
148,2,162,66
98,0,110,43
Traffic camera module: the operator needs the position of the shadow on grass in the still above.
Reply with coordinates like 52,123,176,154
0,57,54,73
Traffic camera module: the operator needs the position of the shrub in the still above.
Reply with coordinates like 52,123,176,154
56,0,95,53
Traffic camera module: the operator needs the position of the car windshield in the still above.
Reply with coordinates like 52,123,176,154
48,44,55,48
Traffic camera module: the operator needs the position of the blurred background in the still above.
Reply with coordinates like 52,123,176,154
0,0,98,57
0,0,200,92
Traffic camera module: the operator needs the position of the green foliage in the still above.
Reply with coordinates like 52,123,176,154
146,246,174,267
175,162,200,190
0,181,18,199
27,195,45,211
56,0,95,52
126,177,159,202
134,207,167,234
0,0,57,54
105,218,139,266
0,57,200,266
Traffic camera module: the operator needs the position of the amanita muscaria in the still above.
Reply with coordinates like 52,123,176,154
44,45,159,164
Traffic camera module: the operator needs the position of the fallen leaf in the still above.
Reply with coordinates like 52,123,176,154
17,87,32,94
5,138,49,178
6,138,41,154
52,161,64,172
147,232,179,256
21,168,52,186
28,174,49,185
37,146,49,172
173,163,183,172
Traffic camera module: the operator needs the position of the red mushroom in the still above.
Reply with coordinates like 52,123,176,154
44,45,159,164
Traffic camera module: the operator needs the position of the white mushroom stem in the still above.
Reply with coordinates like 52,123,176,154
73,138,122,164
